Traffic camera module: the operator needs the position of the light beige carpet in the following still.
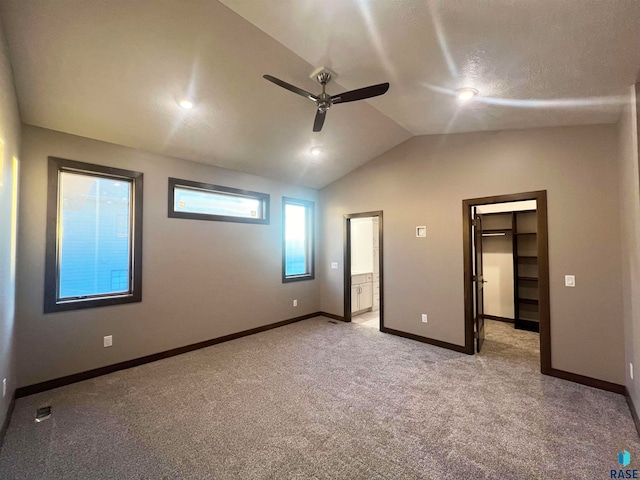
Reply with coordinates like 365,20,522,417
0,317,637,479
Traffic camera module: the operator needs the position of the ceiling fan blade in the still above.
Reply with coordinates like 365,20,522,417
313,110,326,132
263,75,319,102
331,82,389,104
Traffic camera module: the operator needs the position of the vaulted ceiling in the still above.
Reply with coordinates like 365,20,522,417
1,1,638,188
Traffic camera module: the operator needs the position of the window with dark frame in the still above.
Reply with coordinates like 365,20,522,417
168,177,270,224
283,197,314,282
44,157,143,313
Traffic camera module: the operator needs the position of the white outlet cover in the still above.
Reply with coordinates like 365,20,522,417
293,299,298,307
2,378,6,397
565,275,575,287
421,314,428,323
104,335,113,347
631,363,634,380
331,262,338,269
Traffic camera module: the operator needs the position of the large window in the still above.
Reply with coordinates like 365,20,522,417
169,178,269,224
283,197,314,282
44,157,143,313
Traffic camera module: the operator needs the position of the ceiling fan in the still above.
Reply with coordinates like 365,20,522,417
263,68,389,132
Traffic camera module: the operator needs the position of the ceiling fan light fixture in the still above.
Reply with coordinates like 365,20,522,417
456,88,478,101
310,146,322,156
178,98,194,109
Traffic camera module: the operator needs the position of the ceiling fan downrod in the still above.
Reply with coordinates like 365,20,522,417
316,72,332,113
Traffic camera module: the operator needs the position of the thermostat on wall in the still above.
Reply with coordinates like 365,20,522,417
416,226,426,237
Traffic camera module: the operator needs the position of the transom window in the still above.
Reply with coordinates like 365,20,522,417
169,178,269,224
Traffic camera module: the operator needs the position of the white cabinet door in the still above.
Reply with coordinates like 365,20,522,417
351,285,360,313
359,283,373,309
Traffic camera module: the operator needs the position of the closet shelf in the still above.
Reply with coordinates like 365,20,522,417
482,228,512,235
518,298,539,305
518,276,538,282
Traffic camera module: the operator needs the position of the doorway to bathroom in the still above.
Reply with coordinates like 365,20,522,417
344,211,383,329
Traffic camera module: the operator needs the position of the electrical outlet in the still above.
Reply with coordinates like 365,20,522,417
293,299,298,307
2,378,6,397
103,335,113,348
421,314,428,323
631,363,634,380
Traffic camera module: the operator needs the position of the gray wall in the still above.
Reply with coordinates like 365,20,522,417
618,84,640,409
16,126,319,387
320,125,624,385
0,21,20,429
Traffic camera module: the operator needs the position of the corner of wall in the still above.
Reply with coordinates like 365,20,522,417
618,83,640,425
0,18,22,444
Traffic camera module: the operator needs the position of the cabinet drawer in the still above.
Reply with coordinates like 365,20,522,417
352,274,370,285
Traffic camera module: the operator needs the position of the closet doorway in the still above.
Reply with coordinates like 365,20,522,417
344,211,383,329
463,191,551,374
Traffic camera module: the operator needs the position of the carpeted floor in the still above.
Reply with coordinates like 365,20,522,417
0,317,637,479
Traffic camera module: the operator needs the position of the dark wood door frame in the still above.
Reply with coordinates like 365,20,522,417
344,211,384,328
462,191,551,374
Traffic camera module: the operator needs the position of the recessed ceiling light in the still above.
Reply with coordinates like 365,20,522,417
456,88,478,101
310,146,322,156
178,98,194,109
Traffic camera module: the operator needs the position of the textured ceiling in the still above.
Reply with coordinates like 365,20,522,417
0,0,410,189
222,0,640,135
1,1,639,189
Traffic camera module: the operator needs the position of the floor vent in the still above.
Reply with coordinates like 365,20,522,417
328,320,338,324
35,406,52,423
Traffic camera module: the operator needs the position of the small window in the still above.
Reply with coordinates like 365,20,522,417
44,157,143,313
168,178,269,224
283,197,314,282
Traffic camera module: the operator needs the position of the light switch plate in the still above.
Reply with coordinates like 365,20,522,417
565,275,575,287
331,262,338,269
416,226,426,238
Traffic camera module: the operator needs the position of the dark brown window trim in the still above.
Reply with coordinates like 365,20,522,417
44,157,143,313
168,177,270,224
282,197,315,283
